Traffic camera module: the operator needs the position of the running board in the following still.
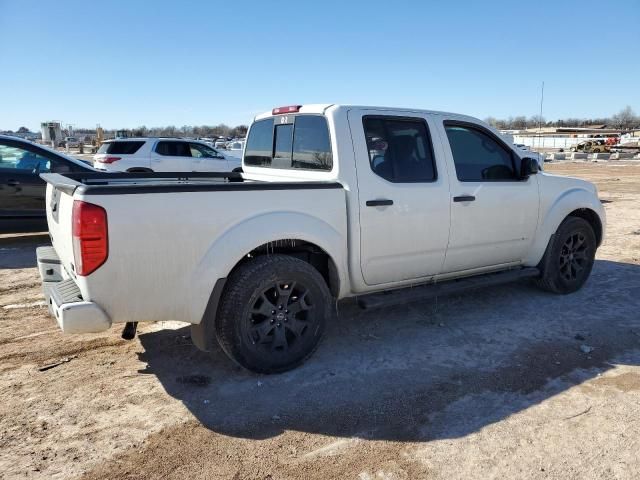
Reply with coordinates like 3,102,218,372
357,267,540,310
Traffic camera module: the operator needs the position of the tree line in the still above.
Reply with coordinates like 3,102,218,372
4,123,249,139
485,106,638,130
74,124,249,138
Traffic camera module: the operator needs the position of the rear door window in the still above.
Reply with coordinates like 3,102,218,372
155,141,191,157
97,141,145,155
362,116,436,183
0,144,50,172
245,115,333,170
0,143,85,174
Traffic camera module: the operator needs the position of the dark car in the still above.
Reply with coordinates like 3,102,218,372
0,135,95,233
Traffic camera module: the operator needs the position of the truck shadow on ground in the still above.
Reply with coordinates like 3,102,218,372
137,259,640,442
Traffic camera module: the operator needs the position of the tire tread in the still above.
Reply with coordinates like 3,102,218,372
215,254,331,374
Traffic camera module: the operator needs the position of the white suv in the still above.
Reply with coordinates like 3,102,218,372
93,138,241,172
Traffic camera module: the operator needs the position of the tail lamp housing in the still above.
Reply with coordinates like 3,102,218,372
72,200,108,276
100,156,121,164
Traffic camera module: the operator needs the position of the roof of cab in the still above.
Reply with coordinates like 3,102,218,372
253,104,481,124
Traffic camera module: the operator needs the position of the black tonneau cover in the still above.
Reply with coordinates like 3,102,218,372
40,171,342,196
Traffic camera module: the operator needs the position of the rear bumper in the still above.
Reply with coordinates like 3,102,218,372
37,246,112,334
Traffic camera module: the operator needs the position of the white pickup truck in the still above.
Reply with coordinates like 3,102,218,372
38,104,605,373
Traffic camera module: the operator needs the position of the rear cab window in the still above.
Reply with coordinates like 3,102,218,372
245,115,333,171
97,141,145,155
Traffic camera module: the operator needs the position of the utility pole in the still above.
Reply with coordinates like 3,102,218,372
538,81,544,150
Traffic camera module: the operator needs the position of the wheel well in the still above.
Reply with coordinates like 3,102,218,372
568,208,602,246
235,240,339,297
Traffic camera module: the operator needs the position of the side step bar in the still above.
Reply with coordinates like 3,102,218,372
357,267,540,310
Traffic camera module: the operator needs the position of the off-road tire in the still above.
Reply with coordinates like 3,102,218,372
535,217,596,294
215,254,332,374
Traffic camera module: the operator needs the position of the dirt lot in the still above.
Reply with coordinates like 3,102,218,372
1,161,640,480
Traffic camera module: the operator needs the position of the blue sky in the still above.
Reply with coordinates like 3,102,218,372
1,0,638,130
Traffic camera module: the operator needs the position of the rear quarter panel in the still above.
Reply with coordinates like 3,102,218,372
74,187,348,325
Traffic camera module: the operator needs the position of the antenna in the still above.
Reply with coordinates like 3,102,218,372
538,81,545,149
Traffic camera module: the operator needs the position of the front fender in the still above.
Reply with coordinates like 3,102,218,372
524,185,605,266
187,211,348,324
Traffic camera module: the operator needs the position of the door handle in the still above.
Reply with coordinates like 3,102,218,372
453,195,475,202
8,180,20,187
366,199,394,207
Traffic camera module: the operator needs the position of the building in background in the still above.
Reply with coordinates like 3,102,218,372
41,121,64,147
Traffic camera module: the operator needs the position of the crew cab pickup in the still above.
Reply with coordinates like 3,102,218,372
38,104,605,373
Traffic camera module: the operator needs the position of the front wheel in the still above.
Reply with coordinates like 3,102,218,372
535,217,596,294
215,255,332,373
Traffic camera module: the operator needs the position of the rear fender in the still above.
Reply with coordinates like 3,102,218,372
187,211,348,325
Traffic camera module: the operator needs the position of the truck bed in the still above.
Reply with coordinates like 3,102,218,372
40,171,348,331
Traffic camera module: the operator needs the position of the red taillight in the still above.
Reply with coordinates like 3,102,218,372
72,201,108,276
100,156,121,164
272,105,301,115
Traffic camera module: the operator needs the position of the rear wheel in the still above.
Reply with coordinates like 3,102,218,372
215,255,332,373
535,217,596,294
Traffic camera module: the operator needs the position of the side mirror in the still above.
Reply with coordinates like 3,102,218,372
520,157,539,179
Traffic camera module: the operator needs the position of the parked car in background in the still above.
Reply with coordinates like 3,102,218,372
63,137,80,148
571,140,609,153
513,143,545,167
39,104,604,373
0,135,95,233
93,138,241,172
224,139,245,159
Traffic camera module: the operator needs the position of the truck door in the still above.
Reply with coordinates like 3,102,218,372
348,110,451,286
439,120,539,273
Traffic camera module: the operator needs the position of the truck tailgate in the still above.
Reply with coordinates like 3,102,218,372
45,180,77,280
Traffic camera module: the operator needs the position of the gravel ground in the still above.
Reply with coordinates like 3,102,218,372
1,161,640,479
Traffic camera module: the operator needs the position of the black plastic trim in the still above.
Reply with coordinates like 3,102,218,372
366,199,394,206
358,267,540,310
191,277,228,352
61,171,242,181
77,181,343,195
